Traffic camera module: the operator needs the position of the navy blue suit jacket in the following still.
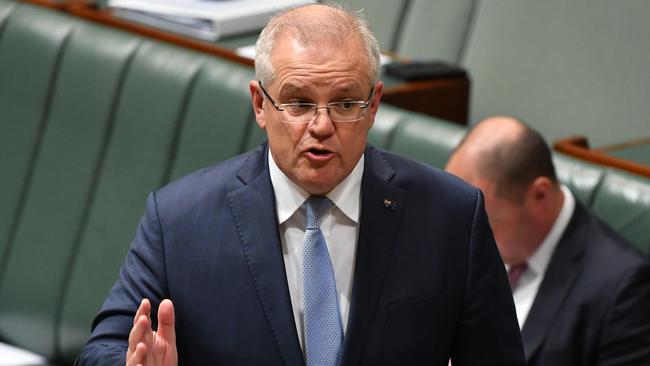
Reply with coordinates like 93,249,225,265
77,144,525,365
522,202,650,365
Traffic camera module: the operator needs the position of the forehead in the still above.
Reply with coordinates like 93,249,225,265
269,33,370,89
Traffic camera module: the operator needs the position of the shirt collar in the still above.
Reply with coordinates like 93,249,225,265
526,184,575,277
268,150,364,225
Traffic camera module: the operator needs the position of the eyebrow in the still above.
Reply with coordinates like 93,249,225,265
277,84,308,100
277,82,366,101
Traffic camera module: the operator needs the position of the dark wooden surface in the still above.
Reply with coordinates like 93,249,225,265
381,77,469,125
554,136,650,178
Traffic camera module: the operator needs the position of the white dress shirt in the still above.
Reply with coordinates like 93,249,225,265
268,151,363,349
509,185,575,328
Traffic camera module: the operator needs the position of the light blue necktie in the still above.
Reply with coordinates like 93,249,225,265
302,196,343,366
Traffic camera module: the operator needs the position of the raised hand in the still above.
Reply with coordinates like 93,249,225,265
126,299,178,366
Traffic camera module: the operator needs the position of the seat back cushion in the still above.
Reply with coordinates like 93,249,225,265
591,169,650,255
396,0,476,63
388,111,466,169
0,3,72,265
168,58,254,180
336,0,407,52
0,0,15,29
0,12,141,358
56,40,205,362
552,152,605,206
368,104,407,149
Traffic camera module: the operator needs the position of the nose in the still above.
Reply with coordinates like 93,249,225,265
307,107,335,136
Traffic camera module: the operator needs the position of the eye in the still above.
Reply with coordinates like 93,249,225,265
331,100,360,112
284,103,314,115
338,101,356,110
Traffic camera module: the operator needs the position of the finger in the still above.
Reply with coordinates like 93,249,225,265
156,299,176,345
143,313,155,350
126,342,147,366
128,299,151,359
134,298,151,326
128,314,150,356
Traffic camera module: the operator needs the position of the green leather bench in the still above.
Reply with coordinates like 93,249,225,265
0,2,648,364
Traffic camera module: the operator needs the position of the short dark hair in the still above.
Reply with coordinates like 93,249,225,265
480,122,557,201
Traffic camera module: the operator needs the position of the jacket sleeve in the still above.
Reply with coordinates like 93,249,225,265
76,192,169,366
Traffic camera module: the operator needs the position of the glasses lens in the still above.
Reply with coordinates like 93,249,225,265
279,102,366,123
329,102,365,122
280,104,315,123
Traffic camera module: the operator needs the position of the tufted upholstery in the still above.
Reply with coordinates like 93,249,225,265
337,0,476,63
0,2,256,363
552,153,605,206
591,171,650,255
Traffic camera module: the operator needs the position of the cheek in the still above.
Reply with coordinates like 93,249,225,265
494,212,525,247
487,214,512,244
339,124,370,154
267,122,305,151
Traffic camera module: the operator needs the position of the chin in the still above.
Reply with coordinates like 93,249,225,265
304,180,336,195
301,175,338,195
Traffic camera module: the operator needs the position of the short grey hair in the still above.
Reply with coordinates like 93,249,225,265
255,3,381,87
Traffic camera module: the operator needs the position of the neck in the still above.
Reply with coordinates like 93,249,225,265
523,186,565,261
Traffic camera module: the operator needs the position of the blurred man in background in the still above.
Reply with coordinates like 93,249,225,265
446,116,650,366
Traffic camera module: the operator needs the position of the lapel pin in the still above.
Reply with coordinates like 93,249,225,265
382,198,398,210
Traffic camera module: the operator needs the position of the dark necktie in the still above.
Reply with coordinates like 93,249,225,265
302,196,343,366
507,263,527,290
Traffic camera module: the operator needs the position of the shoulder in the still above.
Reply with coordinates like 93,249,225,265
571,203,649,280
366,144,480,203
153,145,266,210
363,145,486,234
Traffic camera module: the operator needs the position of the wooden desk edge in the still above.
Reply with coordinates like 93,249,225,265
554,136,650,179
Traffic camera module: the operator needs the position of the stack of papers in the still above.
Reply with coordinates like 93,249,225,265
108,0,316,41
0,342,46,365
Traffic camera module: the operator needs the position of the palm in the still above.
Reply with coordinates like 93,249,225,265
146,329,177,365
127,299,178,366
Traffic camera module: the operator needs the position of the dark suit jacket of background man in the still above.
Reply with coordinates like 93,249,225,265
77,143,525,365
522,201,650,366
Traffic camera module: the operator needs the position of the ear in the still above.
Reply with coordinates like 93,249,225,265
366,81,384,128
525,176,553,210
249,80,266,129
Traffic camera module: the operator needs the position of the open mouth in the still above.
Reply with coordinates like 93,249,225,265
305,147,335,162
309,148,330,155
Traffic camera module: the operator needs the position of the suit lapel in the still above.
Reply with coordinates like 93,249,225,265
342,146,406,364
521,203,590,361
227,146,304,366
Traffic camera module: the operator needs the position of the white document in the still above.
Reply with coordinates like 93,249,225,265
0,342,46,366
108,0,316,41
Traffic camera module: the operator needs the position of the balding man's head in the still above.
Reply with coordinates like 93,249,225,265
446,117,563,264
447,116,557,202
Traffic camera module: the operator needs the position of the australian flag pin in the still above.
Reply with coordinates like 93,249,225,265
382,198,398,210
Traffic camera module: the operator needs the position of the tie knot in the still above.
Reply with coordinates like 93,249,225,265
304,196,333,229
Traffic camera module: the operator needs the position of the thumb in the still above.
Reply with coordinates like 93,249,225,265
156,299,176,345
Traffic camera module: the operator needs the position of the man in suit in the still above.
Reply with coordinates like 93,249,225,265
445,116,650,365
77,4,525,366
